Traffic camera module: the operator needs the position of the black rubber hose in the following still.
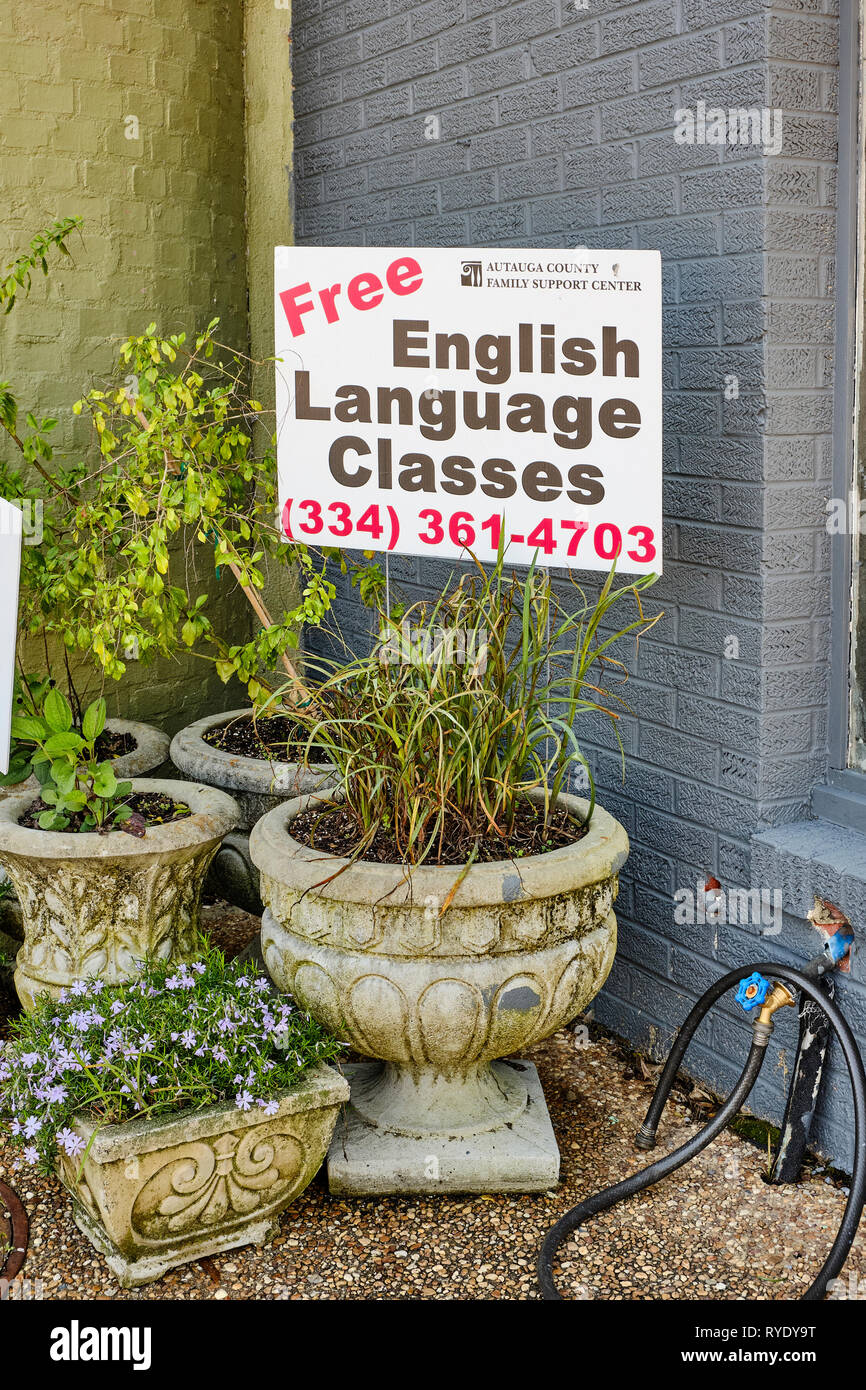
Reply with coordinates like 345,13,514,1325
634,954,834,1151
538,962,866,1303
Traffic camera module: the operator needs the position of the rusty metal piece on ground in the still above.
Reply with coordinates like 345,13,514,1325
198,1255,222,1286
0,1180,29,1283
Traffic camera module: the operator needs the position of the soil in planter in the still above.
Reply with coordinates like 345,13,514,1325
290,798,588,866
18,791,191,836
93,728,135,761
202,713,320,762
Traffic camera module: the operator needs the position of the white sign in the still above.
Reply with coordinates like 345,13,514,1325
0,500,22,775
274,246,662,573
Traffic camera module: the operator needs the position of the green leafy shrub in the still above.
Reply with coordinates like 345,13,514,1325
0,218,381,710
0,216,81,315
0,674,52,786
9,689,135,832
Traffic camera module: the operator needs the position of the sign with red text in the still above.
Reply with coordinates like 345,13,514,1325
274,246,662,573
0,500,22,775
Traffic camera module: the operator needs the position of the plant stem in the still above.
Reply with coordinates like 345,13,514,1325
225,561,305,693
124,391,308,701
63,648,83,728
1,424,75,501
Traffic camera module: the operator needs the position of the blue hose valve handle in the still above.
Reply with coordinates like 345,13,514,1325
825,928,855,965
736,972,770,1012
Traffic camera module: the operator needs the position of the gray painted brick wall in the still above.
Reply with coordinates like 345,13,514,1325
290,0,865,1166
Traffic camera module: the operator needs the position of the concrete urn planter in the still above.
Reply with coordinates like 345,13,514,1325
250,789,628,1195
0,717,171,804
57,1063,349,1287
0,717,172,922
170,708,336,914
0,779,239,1011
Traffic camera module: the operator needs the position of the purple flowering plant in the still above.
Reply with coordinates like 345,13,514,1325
0,938,344,1175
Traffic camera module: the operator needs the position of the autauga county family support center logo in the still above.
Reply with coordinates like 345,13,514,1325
460,260,482,286
458,257,644,292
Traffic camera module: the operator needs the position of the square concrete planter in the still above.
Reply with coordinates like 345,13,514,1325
56,1062,349,1287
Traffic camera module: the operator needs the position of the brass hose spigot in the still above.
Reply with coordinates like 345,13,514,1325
756,981,796,1029
736,972,796,1046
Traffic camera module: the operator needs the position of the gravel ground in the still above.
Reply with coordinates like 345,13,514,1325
1,905,863,1302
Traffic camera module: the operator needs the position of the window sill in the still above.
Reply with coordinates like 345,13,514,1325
812,769,866,835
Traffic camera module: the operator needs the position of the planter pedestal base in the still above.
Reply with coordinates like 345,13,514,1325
70,1200,277,1290
327,1059,559,1195
207,831,263,915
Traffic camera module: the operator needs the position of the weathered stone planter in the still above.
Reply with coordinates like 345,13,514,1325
57,1063,349,1287
0,897,20,993
170,709,336,913
250,789,628,1195
0,779,239,1011
0,717,171,804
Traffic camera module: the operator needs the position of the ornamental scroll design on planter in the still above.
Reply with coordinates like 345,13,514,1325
130,1126,306,1242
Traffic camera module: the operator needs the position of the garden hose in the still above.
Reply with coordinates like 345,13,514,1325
538,961,866,1302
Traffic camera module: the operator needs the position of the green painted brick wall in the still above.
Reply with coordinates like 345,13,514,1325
0,0,254,734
